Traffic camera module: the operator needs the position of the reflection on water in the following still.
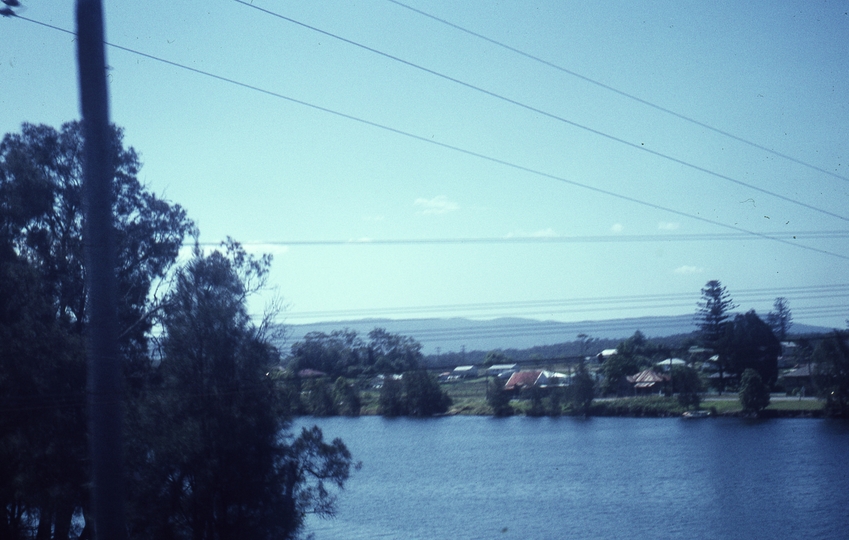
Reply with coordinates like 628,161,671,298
298,416,849,540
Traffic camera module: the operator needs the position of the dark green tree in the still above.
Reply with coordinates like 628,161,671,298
812,331,849,418
766,297,792,342
482,350,511,367
725,310,781,387
0,121,192,537
696,280,737,390
569,359,595,416
333,377,362,416
486,377,514,417
128,244,356,539
367,328,422,374
289,330,364,379
599,350,640,396
303,377,338,417
377,375,406,417
739,368,771,415
671,365,703,410
403,370,452,417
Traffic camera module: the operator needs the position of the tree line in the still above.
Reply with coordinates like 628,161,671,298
280,328,453,417
0,123,357,539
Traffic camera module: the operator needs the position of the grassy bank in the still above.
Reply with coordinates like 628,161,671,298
348,378,826,417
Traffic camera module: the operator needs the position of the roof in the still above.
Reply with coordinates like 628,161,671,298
626,369,669,385
504,370,542,390
297,369,327,378
783,364,813,378
488,364,518,371
453,365,477,372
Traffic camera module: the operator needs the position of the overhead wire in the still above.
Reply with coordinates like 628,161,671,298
386,0,849,185
195,230,849,247
272,283,849,322
233,0,849,224
13,14,849,262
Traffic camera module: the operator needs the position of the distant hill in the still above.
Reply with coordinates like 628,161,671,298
280,315,835,357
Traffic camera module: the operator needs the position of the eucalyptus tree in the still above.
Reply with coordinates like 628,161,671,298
0,121,192,536
129,244,357,539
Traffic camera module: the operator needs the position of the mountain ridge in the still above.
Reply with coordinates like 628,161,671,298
281,314,835,356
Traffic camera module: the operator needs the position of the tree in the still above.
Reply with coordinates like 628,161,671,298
377,375,406,417
289,330,364,379
725,310,781,387
128,245,356,539
766,297,793,341
403,370,452,417
486,377,514,417
696,280,737,390
482,350,511,367
0,122,192,536
569,359,595,416
303,377,338,416
812,331,849,418
333,377,362,416
671,365,703,410
367,328,422,374
739,369,771,415
697,280,737,345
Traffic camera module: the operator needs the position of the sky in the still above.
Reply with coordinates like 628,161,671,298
2,0,849,336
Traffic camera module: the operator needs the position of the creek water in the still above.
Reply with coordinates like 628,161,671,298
297,415,849,540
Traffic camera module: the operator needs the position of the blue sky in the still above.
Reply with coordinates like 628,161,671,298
2,0,848,331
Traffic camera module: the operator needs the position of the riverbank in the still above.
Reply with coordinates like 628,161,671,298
341,386,825,418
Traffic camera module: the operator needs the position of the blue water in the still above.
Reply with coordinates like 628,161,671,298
298,416,849,540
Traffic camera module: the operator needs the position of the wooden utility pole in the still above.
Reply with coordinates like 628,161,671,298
76,0,127,538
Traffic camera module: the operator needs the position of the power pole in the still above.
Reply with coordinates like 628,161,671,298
77,1,126,538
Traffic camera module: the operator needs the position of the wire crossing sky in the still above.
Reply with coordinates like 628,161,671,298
2,0,848,330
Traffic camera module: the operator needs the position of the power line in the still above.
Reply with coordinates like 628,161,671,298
14,14,849,263
386,0,849,185
196,230,849,247
273,283,849,321
233,0,849,224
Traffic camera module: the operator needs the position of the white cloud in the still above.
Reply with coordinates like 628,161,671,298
658,221,680,231
414,195,459,215
674,265,704,275
610,223,624,233
530,228,559,238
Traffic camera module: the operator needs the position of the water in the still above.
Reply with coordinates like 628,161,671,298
298,416,849,540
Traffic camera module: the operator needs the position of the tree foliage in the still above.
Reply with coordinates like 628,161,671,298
724,310,780,387
403,370,452,417
288,327,422,379
696,280,737,347
569,359,595,416
0,122,192,538
812,331,849,418
670,365,703,410
128,245,357,539
739,368,771,415
1,122,356,539
486,377,514,417
766,297,792,342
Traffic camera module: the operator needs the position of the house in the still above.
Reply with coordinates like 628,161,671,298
781,364,814,394
487,364,518,378
451,365,479,379
626,368,669,395
597,349,618,363
504,370,548,391
370,373,403,389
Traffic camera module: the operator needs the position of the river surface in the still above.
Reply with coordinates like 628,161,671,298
296,416,849,540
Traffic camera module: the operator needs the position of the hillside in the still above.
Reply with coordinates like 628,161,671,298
279,315,835,358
